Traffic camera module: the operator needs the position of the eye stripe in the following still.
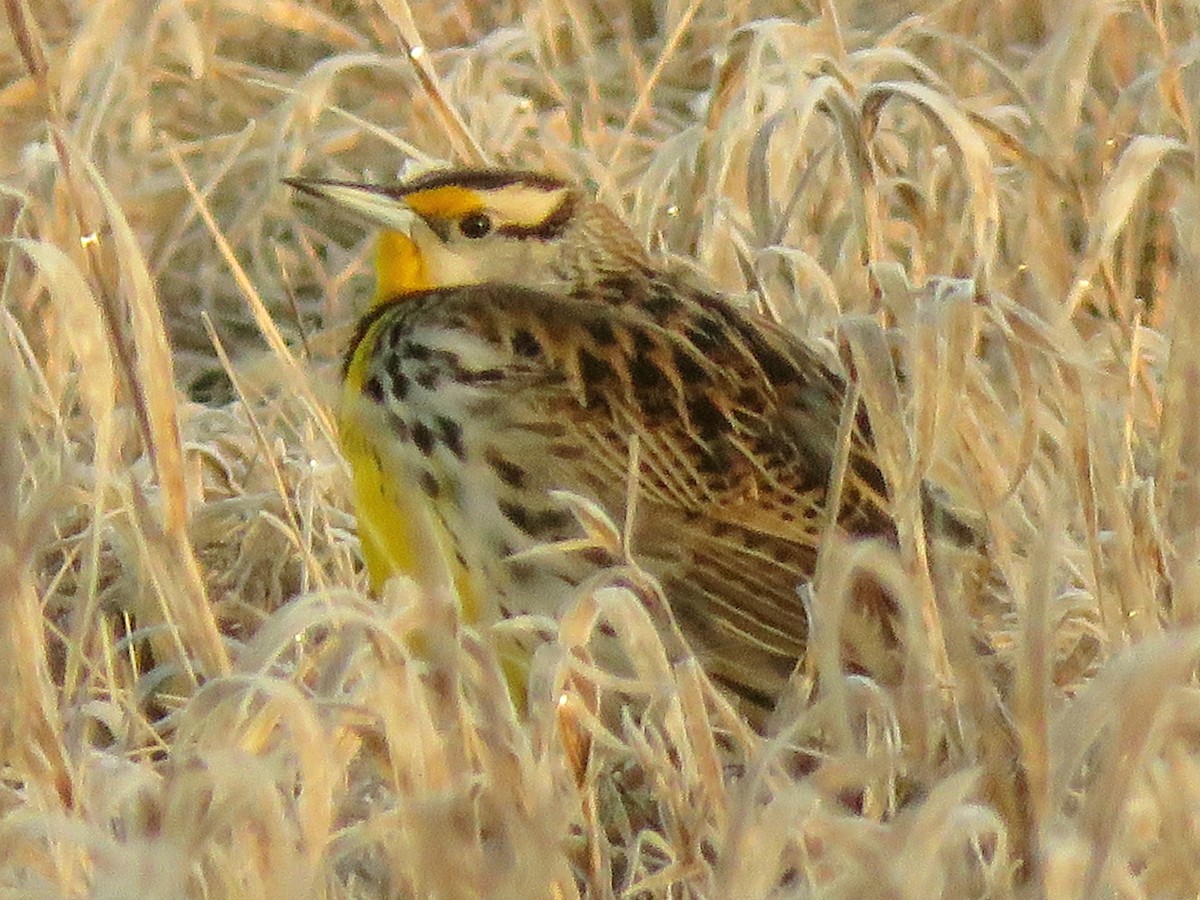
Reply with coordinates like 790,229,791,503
400,182,575,237
495,194,576,240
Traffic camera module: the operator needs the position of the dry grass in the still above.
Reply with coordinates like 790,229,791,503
3,0,1200,896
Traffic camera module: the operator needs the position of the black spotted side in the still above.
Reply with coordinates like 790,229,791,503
340,278,909,721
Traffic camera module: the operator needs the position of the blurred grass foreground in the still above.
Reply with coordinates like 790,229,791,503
3,0,1200,896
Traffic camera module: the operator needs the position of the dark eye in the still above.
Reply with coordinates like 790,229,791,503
459,212,493,239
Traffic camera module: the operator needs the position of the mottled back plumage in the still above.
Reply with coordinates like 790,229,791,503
343,274,893,710
293,167,930,718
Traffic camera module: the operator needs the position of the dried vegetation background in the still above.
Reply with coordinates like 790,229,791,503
3,0,1200,896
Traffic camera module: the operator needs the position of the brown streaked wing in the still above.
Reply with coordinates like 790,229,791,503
359,281,902,712
409,278,895,547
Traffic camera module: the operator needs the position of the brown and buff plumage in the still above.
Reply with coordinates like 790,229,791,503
293,167,976,720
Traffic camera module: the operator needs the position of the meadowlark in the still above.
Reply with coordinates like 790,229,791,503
286,167,951,720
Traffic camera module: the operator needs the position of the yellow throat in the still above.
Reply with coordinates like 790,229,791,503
373,229,429,302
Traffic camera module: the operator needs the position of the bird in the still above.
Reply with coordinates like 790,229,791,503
285,166,943,722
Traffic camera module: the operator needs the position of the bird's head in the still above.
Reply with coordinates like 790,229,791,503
286,167,651,304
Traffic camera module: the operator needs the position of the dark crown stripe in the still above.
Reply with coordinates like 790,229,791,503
390,168,569,197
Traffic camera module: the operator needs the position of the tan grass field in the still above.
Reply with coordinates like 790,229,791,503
3,0,1200,896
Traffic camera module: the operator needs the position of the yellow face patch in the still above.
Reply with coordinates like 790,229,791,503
369,180,576,301
374,229,429,302
402,183,572,229
402,185,485,219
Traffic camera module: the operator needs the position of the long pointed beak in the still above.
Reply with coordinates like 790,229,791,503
284,178,420,233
